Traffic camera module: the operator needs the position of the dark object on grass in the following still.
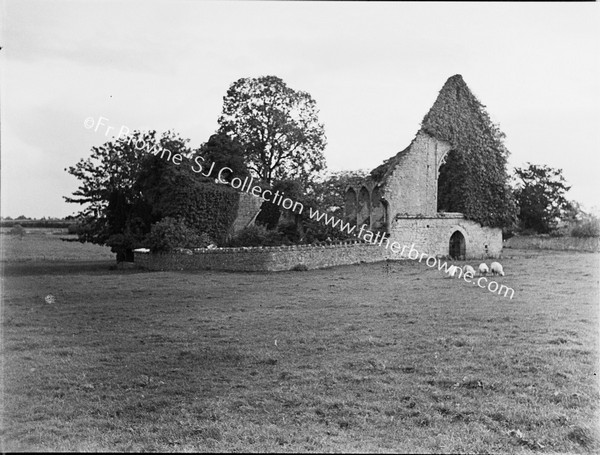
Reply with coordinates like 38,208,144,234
9,224,25,238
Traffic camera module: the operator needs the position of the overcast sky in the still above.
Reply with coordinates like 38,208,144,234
1,1,599,218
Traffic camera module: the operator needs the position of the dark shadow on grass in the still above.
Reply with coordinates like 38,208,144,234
1,261,152,277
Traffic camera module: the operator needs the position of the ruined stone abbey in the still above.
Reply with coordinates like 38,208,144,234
344,77,503,260
137,75,504,271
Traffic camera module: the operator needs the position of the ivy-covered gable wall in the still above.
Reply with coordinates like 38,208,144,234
420,74,517,228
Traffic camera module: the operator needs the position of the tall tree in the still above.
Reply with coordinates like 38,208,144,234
513,163,573,234
218,75,327,184
422,74,517,228
198,131,249,181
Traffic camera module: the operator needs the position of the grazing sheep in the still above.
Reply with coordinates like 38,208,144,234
490,261,505,276
478,263,489,276
463,265,476,277
447,265,459,278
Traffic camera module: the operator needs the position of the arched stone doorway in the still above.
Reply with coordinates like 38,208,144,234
449,231,466,260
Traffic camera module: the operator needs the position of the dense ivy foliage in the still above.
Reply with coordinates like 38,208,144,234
422,75,517,228
198,132,249,181
148,175,240,245
66,130,242,260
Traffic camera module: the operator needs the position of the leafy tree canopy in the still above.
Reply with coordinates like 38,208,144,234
198,131,249,181
218,75,327,185
513,163,573,234
65,130,166,260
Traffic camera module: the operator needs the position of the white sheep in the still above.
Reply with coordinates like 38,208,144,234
447,265,459,278
463,265,476,277
478,263,489,276
490,261,505,276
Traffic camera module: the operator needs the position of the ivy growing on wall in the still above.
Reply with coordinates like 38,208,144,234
140,156,240,245
421,75,517,228
66,130,245,258
157,180,240,245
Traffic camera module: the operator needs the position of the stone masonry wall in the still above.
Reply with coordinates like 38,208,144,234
231,192,263,234
386,215,502,259
382,132,451,217
135,218,502,272
135,242,390,272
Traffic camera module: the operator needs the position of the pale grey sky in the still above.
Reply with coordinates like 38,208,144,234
1,1,599,218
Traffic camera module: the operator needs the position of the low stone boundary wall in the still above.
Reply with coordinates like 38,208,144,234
134,242,393,272
504,235,600,253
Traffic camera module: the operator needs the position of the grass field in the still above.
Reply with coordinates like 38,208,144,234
1,232,599,452
0,229,115,262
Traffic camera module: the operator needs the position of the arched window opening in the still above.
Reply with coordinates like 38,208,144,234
357,187,371,228
344,188,358,225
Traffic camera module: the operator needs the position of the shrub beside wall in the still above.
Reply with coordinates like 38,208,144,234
227,225,289,247
146,217,213,252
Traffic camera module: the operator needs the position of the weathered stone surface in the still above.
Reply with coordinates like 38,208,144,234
345,130,503,259
135,243,390,272
380,131,451,218
345,113,503,259
386,215,502,260
231,192,263,234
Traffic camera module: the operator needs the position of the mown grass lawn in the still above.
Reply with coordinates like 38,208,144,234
1,233,599,452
